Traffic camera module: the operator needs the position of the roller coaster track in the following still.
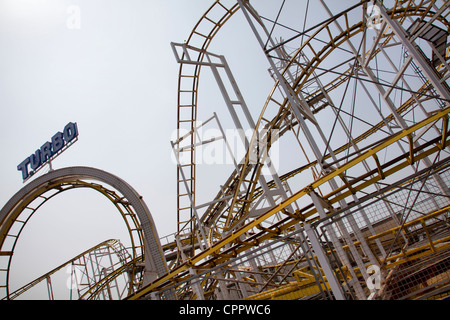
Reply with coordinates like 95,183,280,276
141,0,450,300
131,105,450,299
0,167,168,300
5,239,143,300
2,0,450,300
173,0,240,260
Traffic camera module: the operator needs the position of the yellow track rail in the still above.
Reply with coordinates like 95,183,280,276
128,106,450,299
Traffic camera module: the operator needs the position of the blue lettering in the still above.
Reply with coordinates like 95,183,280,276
51,132,65,153
29,150,42,170
17,158,30,180
40,141,53,162
18,122,78,181
63,122,78,142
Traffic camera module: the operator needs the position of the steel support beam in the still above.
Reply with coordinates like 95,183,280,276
376,1,450,103
304,223,346,300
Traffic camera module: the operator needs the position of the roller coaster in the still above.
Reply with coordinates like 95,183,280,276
1,0,450,300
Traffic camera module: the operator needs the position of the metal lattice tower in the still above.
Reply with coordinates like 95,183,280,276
1,0,450,300
146,0,450,300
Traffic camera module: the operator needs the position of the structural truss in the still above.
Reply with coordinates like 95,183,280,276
1,0,450,300
162,0,450,300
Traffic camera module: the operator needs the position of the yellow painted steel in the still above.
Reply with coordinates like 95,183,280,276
128,106,450,299
247,205,450,300
0,175,147,300
174,0,240,259
197,1,450,248
244,279,330,301
2,0,449,300
79,255,144,300
6,239,139,300
0,180,145,261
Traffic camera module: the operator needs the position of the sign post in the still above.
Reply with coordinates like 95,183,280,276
17,122,79,182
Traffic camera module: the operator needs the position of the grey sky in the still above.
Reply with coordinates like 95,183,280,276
0,0,348,298
0,0,280,297
0,0,219,295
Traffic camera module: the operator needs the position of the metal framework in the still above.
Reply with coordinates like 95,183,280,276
0,167,168,299
139,0,450,300
1,0,450,300
5,239,141,300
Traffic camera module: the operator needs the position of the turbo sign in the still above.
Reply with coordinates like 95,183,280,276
17,122,78,181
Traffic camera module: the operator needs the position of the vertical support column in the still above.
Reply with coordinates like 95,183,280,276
236,1,376,299
309,191,366,300
304,224,346,300
175,237,205,300
297,229,332,299
365,3,450,202
171,138,208,252
46,276,54,300
376,1,450,103
171,42,295,225
320,0,450,242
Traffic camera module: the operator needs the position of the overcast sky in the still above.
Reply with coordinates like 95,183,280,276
0,0,277,297
0,0,363,298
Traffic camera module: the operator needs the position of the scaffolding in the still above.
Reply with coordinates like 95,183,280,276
1,0,450,301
